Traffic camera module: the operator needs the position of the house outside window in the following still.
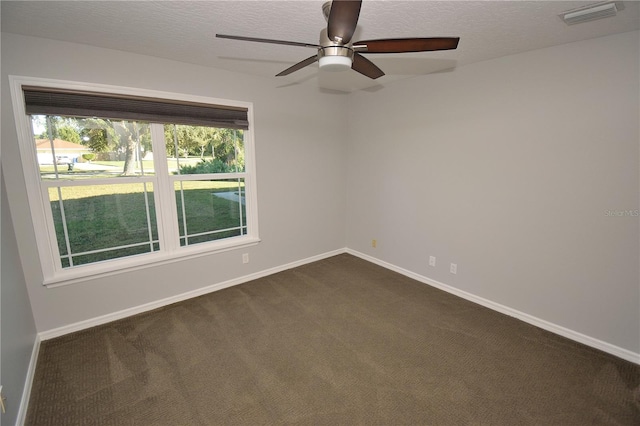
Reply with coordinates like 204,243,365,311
9,76,259,286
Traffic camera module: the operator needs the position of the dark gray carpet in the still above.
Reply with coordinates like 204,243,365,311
26,254,640,425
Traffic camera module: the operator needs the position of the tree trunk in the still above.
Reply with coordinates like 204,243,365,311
122,135,136,175
118,123,137,176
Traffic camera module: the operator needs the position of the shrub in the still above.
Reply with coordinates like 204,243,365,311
178,158,232,174
82,153,96,162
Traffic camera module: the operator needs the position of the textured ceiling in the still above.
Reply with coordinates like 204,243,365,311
2,1,639,92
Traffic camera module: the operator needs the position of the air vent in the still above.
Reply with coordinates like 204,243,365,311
560,1,624,25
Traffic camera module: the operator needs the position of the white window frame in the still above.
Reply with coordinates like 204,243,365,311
9,76,260,287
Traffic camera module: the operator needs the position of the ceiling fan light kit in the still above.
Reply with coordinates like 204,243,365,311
319,55,352,72
216,0,459,80
318,45,354,71
560,1,624,25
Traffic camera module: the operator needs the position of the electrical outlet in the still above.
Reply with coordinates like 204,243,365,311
372,239,377,248
450,263,457,274
429,256,436,267
242,253,249,264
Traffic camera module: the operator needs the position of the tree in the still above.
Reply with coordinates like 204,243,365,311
57,126,81,144
192,127,214,159
80,125,110,153
37,116,81,143
77,117,149,175
165,124,215,158
109,121,150,175
212,128,245,171
116,122,137,175
162,125,244,170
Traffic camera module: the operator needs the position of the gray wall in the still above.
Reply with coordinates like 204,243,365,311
1,33,348,332
346,31,640,354
1,170,38,426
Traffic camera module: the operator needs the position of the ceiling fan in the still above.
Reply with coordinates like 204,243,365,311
216,0,460,79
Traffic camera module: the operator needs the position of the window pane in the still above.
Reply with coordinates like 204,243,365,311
48,183,158,267
174,179,246,247
164,124,245,174
32,115,154,180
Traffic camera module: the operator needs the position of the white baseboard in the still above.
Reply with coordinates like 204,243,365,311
16,335,40,426
346,249,640,365
38,249,346,341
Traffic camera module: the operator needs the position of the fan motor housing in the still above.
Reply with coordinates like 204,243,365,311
318,45,354,60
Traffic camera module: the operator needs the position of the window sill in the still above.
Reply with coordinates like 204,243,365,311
43,237,261,288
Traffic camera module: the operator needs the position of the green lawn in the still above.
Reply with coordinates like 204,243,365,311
40,157,210,179
49,180,244,201
49,178,246,267
92,157,204,171
50,186,246,266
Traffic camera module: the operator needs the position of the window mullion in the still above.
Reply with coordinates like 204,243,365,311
150,123,180,252
53,186,74,267
40,184,64,274
241,123,258,240
172,125,189,247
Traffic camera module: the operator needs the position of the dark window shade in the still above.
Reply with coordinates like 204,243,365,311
23,86,249,130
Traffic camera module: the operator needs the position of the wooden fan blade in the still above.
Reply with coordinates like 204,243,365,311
276,55,319,76
352,53,384,79
353,37,460,53
216,34,319,49
327,0,362,44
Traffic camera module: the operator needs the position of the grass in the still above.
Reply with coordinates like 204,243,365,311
51,189,160,266
49,180,244,201
40,157,210,180
49,176,246,266
92,157,202,170
53,189,246,266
